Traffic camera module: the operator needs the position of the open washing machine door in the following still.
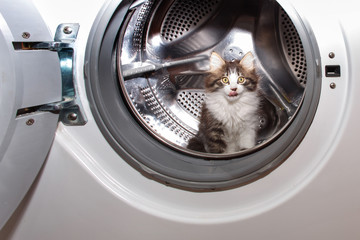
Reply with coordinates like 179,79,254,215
0,0,86,229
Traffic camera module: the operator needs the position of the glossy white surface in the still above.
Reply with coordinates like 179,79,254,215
0,0,62,229
1,0,360,239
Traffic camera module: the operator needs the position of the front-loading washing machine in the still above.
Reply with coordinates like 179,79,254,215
1,0,360,239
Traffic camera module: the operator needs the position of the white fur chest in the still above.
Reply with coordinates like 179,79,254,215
206,91,259,126
205,91,260,151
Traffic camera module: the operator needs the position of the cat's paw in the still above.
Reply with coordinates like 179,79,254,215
239,137,256,150
205,143,226,153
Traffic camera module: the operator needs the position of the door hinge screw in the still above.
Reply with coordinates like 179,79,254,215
67,112,78,121
26,119,35,126
22,32,31,39
63,26,73,34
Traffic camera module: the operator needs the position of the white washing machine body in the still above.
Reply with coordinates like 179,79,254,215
1,0,360,239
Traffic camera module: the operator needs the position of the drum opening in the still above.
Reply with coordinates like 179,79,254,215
118,0,307,159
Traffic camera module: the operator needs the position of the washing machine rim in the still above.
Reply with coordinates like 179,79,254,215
84,0,321,191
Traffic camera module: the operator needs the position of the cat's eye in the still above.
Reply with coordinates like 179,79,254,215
238,77,246,84
221,77,229,84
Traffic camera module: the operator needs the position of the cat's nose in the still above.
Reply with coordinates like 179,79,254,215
231,88,237,91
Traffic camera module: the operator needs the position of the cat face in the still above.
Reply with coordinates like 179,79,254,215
205,52,259,101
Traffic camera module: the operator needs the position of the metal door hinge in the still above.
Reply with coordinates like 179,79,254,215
32,23,87,126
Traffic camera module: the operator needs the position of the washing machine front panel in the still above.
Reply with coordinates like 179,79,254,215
82,0,352,224
0,0,62,229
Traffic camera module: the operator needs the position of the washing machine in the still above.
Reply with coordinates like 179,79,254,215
1,0,360,239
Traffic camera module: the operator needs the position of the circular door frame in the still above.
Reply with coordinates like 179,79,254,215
85,0,321,191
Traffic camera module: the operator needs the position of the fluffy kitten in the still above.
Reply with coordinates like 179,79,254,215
187,51,261,154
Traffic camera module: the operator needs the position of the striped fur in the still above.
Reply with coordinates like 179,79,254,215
187,52,261,154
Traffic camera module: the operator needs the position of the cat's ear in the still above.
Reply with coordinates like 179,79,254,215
240,52,255,70
209,52,225,71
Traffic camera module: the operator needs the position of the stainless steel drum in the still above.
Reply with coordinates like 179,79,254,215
85,0,320,190
118,0,306,157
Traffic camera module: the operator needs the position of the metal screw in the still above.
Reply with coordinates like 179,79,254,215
22,32,31,39
63,26,73,34
329,52,335,59
26,119,35,126
67,112,78,121
330,82,336,89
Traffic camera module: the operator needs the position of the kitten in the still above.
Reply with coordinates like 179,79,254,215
187,51,261,154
